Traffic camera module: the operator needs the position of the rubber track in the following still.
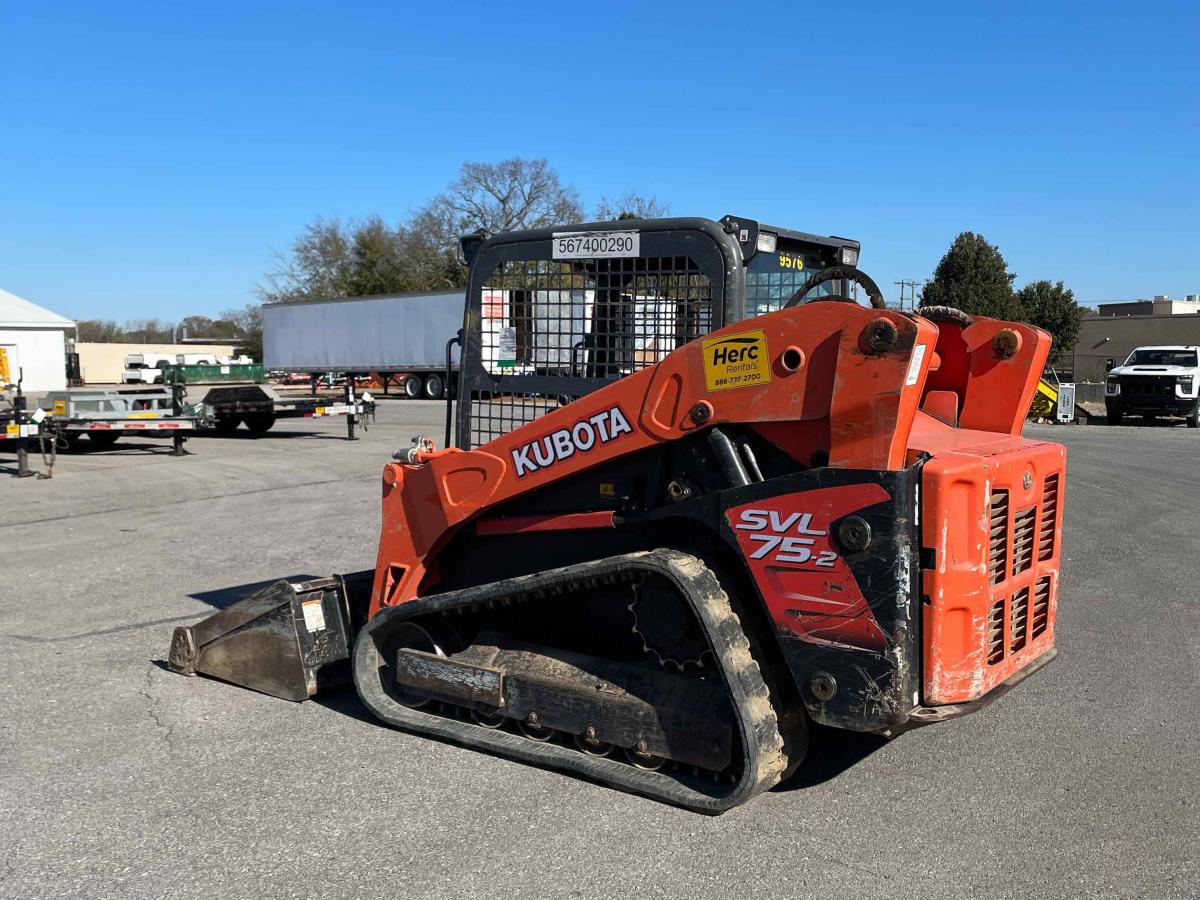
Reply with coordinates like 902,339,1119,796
353,549,787,813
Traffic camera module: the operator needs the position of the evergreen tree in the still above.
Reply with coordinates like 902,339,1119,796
1015,280,1082,367
920,232,1018,319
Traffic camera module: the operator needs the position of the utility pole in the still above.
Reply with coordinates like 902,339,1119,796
894,280,921,311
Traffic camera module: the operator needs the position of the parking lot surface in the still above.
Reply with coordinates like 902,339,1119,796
1,403,1196,898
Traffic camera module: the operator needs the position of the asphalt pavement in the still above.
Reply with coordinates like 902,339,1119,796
1,403,1196,898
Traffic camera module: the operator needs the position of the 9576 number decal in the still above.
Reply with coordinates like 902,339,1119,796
734,509,838,566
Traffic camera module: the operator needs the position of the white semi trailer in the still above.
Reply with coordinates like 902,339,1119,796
263,291,465,399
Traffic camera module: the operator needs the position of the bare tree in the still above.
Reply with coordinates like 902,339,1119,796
257,161,676,302
220,303,264,360
258,217,356,303
594,193,671,221
76,320,124,342
419,158,585,248
124,318,175,343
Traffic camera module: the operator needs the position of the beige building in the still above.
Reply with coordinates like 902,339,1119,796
1073,295,1200,382
77,341,241,384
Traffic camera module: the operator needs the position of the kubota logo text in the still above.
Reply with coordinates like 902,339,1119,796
511,405,634,477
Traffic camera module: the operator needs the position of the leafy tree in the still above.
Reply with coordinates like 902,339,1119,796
346,216,407,297
1015,280,1082,366
920,232,1019,319
177,315,215,337
594,193,670,221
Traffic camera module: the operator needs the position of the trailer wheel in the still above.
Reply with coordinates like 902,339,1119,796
422,373,445,400
214,415,242,434
403,376,422,400
244,413,276,434
88,431,120,449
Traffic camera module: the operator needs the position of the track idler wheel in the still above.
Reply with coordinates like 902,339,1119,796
385,621,452,709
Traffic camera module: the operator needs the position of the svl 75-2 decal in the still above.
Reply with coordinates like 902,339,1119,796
725,485,892,652
734,509,839,566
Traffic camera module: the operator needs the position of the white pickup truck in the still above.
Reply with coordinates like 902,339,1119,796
123,353,253,384
1105,345,1200,427
122,353,176,384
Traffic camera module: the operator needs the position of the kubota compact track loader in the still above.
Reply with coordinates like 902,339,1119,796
169,216,1065,813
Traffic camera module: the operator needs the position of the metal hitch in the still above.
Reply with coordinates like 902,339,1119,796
168,572,373,701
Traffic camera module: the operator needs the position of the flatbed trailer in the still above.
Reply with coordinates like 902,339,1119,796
199,384,370,435
38,387,206,450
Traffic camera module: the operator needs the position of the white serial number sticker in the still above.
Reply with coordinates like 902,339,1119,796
301,598,326,632
552,230,639,259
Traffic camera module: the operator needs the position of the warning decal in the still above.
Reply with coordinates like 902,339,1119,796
701,329,771,392
301,597,326,633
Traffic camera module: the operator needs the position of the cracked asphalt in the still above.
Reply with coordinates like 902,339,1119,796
1,402,1196,898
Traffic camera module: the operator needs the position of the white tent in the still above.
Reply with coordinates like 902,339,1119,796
0,288,76,392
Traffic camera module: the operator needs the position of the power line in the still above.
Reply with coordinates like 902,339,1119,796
894,279,921,311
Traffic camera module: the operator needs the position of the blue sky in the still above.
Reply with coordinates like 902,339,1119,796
1,0,1196,322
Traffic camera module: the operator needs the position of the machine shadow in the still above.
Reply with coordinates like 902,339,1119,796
188,576,319,611
773,723,889,790
194,429,331,441
311,686,378,725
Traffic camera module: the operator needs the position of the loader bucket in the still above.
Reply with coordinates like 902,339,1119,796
168,572,373,701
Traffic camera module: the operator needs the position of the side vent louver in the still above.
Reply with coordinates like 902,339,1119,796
1031,576,1052,639
1039,474,1059,561
1012,508,1036,575
987,597,1006,665
1010,587,1029,652
989,490,1009,585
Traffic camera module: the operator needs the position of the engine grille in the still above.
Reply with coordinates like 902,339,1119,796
984,470,1062,666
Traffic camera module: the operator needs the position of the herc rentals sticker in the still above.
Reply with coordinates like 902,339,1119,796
511,404,634,478
702,329,771,392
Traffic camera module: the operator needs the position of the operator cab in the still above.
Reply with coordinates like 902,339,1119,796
718,215,861,316
456,215,868,449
